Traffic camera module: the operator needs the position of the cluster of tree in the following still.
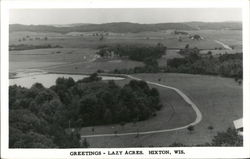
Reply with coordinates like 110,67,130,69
112,64,160,74
17,35,47,42
167,48,242,80
97,44,166,74
9,73,162,148
9,83,86,148
108,45,242,81
9,44,63,51
189,34,203,40
168,127,243,147
92,32,109,36
97,43,166,61
51,73,162,127
173,30,189,35
210,127,243,146
178,44,199,55
92,32,109,41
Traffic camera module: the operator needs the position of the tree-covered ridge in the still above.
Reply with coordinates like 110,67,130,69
9,74,162,148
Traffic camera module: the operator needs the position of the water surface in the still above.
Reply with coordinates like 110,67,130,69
10,73,125,88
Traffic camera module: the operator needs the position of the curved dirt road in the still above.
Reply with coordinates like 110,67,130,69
214,40,232,50
81,75,202,138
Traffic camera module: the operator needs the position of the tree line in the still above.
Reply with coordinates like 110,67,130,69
9,44,63,51
167,47,242,80
97,43,166,61
106,44,242,80
97,43,166,73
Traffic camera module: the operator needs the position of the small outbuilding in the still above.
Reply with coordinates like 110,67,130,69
233,118,243,136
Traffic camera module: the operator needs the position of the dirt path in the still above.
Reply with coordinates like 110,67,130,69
81,74,202,138
214,40,233,50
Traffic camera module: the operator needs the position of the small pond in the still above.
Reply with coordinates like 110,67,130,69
9,73,125,88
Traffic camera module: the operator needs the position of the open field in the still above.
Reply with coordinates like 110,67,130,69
82,73,242,147
9,48,97,72
9,30,242,51
10,29,242,73
44,59,144,74
188,30,242,51
10,36,220,49
10,47,144,74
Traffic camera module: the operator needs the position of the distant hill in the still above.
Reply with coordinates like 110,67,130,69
9,22,241,33
185,22,242,30
9,22,196,33
51,23,93,27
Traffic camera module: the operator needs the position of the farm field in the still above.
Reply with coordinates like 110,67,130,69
188,30,242,50
44,59,144,74
82,73,242,147
10,29,242,73
9,47,144,74
9,48,97,72
9,30,242,51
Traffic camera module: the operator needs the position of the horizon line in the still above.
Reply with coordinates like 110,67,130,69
9,20,242,26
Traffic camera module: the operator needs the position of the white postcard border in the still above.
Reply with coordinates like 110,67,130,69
1,0,250,158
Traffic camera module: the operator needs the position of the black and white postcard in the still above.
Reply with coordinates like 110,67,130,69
1,0,250,158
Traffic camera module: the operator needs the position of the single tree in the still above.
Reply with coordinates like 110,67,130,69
187,125,194,133
208,125,214,131
114,130,118,136
91,128,95,135
81,138,90,148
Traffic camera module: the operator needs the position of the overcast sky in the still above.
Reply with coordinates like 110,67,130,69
9,8,242,25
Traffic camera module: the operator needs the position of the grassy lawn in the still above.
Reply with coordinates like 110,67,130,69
83,73,242,147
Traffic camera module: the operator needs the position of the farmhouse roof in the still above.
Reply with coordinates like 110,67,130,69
233,118,243,129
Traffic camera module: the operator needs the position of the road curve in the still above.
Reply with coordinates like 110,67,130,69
81,74,202,138
214,40,232,50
